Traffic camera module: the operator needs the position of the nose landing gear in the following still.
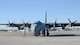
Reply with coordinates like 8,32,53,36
34,28,49,37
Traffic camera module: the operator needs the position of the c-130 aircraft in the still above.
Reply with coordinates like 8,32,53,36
0,11,80,36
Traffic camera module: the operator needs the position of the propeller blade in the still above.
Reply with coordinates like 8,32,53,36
67,18,72,27
54,18,57,27
68,18,77,27
23,21,25,27
8,21,10,24
8,21,10,27
72,20,77,24
23,21,25,24
55,18,57,24
21,19,25,24
68,18,72,23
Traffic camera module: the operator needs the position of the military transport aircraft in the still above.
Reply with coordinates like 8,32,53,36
0,11,80,36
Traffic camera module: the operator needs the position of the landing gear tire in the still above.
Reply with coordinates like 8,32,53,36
42,30,45,37
34,32,40,36
46,29,49,36
47,32,49,36
34,31,40,36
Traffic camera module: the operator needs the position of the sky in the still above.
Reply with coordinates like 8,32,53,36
0,0,80,24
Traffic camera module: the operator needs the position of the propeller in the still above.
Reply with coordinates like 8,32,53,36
53,18,57,28
22,21,30,27
22,21,26,27
7,21,15,27
8,21,11,27
27,21,31,28
68,18,77,27
6,21,15,32
10,20,15,27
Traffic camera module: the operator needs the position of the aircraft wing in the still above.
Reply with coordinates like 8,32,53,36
0,23,31,27
46,23,80,28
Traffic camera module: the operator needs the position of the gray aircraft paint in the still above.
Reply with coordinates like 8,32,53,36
31,21,46,32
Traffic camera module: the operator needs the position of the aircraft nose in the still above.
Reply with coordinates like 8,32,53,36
34,21,40,24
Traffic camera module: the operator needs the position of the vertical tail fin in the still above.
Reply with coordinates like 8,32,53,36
45,10,47,23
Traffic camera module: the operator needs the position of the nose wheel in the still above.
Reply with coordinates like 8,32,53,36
34,29,49,37
34,30,40,36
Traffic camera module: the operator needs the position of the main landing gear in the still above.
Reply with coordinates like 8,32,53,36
42,29,49,37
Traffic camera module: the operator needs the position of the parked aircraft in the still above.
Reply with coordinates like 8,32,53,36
0,11,80,36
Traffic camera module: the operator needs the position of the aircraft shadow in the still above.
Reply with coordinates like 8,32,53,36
48,34,80,37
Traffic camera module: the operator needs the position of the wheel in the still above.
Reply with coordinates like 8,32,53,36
42,30,45,36
34,30,40,36
47,32,49,36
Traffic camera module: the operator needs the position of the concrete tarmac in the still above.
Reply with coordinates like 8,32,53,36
0,31,80,45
